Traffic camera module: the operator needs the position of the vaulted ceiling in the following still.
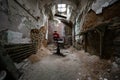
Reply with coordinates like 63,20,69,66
37,0,95,23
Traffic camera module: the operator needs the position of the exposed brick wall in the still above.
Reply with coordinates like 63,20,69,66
82,1,120,59
30,26,47,49
83,1,120,30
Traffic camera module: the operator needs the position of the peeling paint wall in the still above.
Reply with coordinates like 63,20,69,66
0,0,48,44
81,1,120,58
0,0,10,31
73,0,120,53
8,0,41,36
64,24,72,46
83,1,120,30
92,0,118,14
7,30,30,43
73,0,94,48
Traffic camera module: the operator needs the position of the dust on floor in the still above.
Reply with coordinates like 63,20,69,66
19,45,112,80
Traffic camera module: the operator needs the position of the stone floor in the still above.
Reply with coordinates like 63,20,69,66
18,45,116,80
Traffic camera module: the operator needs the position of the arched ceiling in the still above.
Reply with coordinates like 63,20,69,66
37,0,95,23
37,0,80,18
17,0,96,24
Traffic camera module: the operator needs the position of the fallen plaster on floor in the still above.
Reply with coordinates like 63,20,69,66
18,45,112,80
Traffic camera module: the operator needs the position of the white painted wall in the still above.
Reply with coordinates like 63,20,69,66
7,30,30,44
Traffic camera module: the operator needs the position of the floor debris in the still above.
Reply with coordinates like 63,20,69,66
28,45,52,63
18,44,118,80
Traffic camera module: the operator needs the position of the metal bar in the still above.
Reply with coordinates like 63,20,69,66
54,14,67,18
4,43,37,62
13,53,32,62
9,49,36,57
11,50,35,59
6,46,35,52
5,44,35,50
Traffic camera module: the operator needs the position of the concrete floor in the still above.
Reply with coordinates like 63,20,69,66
19,45,111,80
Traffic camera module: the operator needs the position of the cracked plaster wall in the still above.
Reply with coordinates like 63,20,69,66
92,0,118,14
0,0,48,43
73,0,118,37
81,0,120,58
73,0,94,43
72,0,119,51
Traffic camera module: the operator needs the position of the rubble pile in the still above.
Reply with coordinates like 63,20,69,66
75,50,111,80
28,45,52,63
